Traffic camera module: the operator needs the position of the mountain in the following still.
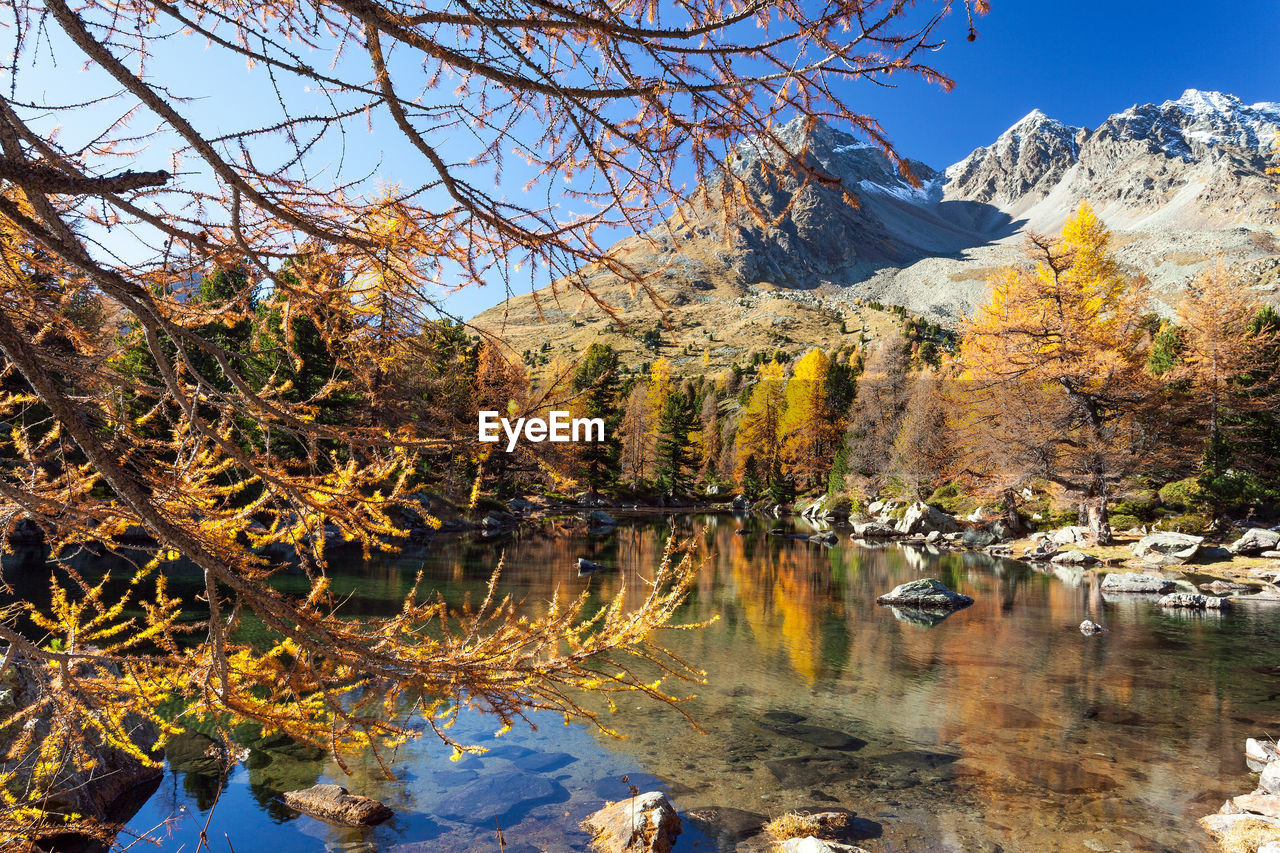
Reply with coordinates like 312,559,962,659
474,90,1280,368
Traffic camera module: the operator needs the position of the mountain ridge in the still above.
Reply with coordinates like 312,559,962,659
474,90,1280,369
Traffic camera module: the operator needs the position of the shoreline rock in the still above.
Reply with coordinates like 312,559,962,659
582,791,681,853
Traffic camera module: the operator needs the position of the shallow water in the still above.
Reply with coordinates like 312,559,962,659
7,512,1279,852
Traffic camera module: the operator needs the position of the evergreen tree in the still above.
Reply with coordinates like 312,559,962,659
653,388,696,496
572,343,623,494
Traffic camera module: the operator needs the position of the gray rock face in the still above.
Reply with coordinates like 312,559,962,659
876,578,974,611
895,501,961,536
1263,762,1280,795
1100,573,1177,595
1158,592,1232,611
946,109,1083,206
852,522,899,539
1051,526,1091,546
1132,532,1204,566
281,784,393,826
1230,528,1280,555
581,791,682,853
1051,550,1098,565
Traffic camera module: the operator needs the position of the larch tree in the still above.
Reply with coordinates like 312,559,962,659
736,360,788,498
1169,265,1280,515
0,0,988,844
618,382,653,490
780,348,838,491
957,203,1164,544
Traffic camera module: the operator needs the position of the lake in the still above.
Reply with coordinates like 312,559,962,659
6,512,1277,852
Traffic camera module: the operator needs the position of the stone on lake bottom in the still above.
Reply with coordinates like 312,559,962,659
435,771,564,824
280,784,392,826
582,791,681,853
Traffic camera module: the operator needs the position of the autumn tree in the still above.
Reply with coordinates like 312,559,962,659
780,348,844,491
844,335,911,494
1166,266,1280,515
0,0,986,843
736,360,788,499
618,382,653,490
957,203,1165,543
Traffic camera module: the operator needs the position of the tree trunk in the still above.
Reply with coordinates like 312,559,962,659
1001,489,1025,536
1084,496,1112,546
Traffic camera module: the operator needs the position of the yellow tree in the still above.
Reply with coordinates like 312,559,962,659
1169,265,1280,513
780,348,838,490
736,360,788,497
957,203,1164,543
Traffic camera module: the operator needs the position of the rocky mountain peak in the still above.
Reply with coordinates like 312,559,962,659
943,108,1084,205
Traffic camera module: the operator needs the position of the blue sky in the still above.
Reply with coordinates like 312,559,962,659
14,1,1276,321
848,0,1279,170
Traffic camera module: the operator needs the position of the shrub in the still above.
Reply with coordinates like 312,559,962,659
1158,477,1207,511
1108,514,1142,531
1159,512,1212,535
1113,491,1159,521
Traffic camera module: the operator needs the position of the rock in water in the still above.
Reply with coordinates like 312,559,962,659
1100,572,1177,595
582,791,682,853
1229,527,1280,555
1158,592,1232,611
280,784,392,826
851,522,899,539
731,494,750,510
809,531,839,546
875,578,973,611
578,557,608,575
1080,620,1106,635
1132,532,1204,566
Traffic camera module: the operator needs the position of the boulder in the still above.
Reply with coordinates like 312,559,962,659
895,502,960,536
1100,573,1177,595
876,578,973,611
781,840,870,853
507,497,537,514
575,491,605,507
582,791,682,853
280,784,392,826
1051,526,1090,546
1264,761,1280,794
1230,528,1280,556
1158,592,1232,611
809,531,839,547
731,494,750,510
1080,620,1106,636
705,484,721,496
586,510,618,532
852,522,899,539
1200,812,1280,840
1234,794,1280,818
1200,580,1255,594
1132,531,1204,566
1051,550,1097,566
961,527,999,548
578,557,608,576
1248,739,1280,769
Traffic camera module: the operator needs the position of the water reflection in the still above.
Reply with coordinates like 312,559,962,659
4,513,1276,852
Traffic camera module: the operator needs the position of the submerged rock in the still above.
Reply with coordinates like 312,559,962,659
1100,572,1177,595
1158,592,1232,611
876,578,973,611
582,791,681,853
437,771,564,823
586,510,618,532
1080,620,1106,636
280,784,392,826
